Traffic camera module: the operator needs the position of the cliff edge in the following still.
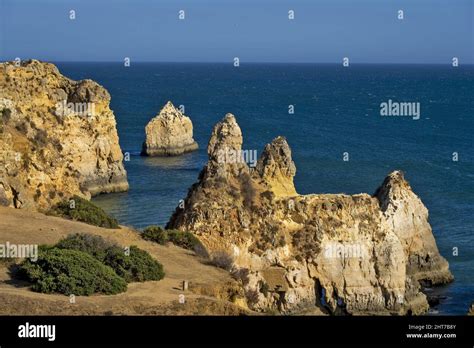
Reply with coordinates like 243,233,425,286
0,60,128,210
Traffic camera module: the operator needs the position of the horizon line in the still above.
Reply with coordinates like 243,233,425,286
2,59,473,66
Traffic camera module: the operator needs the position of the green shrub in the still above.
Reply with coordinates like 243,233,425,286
18,247,127,295
56,233,112,261
57,233,165,283
103,245,164,282
142,226,168,245
167,230,200,250
142,225,199,250
49,195,118,229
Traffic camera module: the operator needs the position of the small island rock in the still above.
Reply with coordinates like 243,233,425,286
142,101,198,156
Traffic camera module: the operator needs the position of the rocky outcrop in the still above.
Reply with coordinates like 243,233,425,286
141,101,198,156
168,114,453,315
374,172,452,286
255,136,297,197
0,60,128,211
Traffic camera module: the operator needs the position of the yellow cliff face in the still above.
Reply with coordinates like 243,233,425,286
167,114,453,315
0,60,128,211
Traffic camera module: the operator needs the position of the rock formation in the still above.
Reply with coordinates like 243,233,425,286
168,113,453,315
0,60,128,211
141,101,198,156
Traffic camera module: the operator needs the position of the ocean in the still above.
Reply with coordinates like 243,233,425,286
55,62,473,315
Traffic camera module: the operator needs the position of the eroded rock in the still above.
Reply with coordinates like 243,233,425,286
167,114,453,315
141,101,198,156
0,60,128,210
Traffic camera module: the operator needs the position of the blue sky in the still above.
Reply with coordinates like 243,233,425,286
0,0,472,63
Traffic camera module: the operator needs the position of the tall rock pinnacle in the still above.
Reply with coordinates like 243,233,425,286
255,136,297,197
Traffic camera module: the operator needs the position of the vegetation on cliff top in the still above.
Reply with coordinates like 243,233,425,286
57,233,165,283
142,225,200,251
18,246,127,295
48,195,119,229
18,233,165,295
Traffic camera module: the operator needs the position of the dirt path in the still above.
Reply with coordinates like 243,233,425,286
0,206,248,315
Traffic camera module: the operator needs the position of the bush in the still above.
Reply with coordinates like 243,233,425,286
18,247,127,295
210,251,234,271
142,226,168,245
231,268,250,284
16,233,165,296
57,233,165,283
103,245,164,282
142,226,199,251
49,195,119,229
239,172,256,208
56,233,112,261
167,230,200,250
34,128,49,147
292,225,322,261
245,289,260,306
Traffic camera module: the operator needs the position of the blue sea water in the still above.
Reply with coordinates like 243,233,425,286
55,62,473,315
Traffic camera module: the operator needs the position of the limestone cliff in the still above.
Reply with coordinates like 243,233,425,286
0,60,128,210
141,101,198,156
168,114,453,315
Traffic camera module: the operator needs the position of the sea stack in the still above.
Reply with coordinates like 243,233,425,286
168,114,453,315
142,101,198,156
0,60,128,211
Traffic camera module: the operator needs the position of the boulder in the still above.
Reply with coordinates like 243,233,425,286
141,101,198,156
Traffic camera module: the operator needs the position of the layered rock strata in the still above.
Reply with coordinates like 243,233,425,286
168,113,453,315
141,101,198,156
0,60,128,210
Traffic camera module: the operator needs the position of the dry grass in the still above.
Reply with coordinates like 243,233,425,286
0,206,251,316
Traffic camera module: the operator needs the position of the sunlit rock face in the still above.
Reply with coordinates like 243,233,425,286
141,101,198,156
168,114,453,315
0,60,128,210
